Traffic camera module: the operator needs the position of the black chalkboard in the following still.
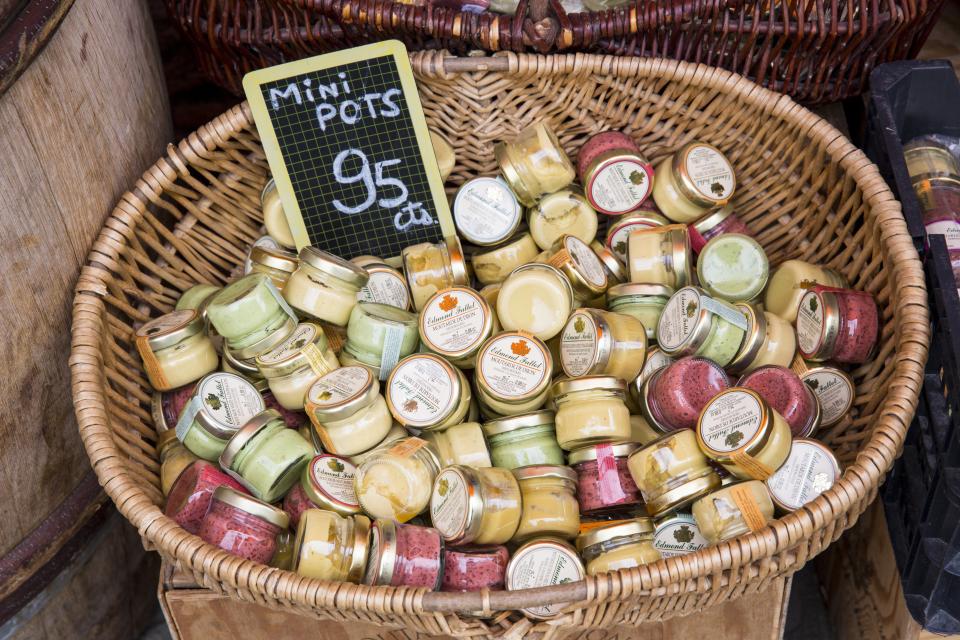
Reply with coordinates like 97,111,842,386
243,41,453,261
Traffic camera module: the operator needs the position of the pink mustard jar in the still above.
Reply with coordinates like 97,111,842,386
577,131,655,216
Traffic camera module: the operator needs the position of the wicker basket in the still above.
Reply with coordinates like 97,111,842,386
72,52,928,637
166,0,947,102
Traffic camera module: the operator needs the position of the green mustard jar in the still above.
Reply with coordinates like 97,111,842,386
656,286,748,367
219,409,315,503
606,283,674,342
175,372,266,461
482,410,565,469
206,273,298,358
343,302,420,380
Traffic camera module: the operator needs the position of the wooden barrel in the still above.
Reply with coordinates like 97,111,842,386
0,0,171,635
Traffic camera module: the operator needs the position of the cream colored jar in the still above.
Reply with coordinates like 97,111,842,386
249,245,299,291
495,122,576,206
766,438,840,512
260,179,296,248
691,480,775,544
430,466,522,545
430,130,456,181
471,233,541,285
553,376,631,450
292,509,370,582
627,430,722,516
422,422,492,468
505,539,585,620
764,259,848,322
727,304,797,374
544,235,609,301
627,224,692,289
284,247,369,326
512,465,580,542
255,322,340,410
355,437,441,522
497,264,575,341
305,366,392,456
576,518,660,575
604,210,669,263
402,237,470,311
352,256,411,311
527,188,600,250
559,308,647,382
419,287,495,368
453,177,523,246
136,310,219,391
475,332,553,417
386,354,471,431
651,142,736,223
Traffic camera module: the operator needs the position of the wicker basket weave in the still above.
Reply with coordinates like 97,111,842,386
72,52,928,637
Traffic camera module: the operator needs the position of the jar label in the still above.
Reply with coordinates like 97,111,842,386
698,390,764,453
357,269,410,310
635,348,674,389
378,323,405,380
302,343,337,378
564,236,607,287
657,287,701,351
388,356,457,425
258,323,320,364
606,218,662,263
802,369,854,426
421,289,489,356
729,484,768,532
653,514,708,558
430,468,470,539
766,441,837,510
683,145,735,202
587,158,653,214
925,219,960,251
507,543,584,619
477,334,549,399
796,291,825,355
311,454,360,508
388,436,430,458
244,235,281,274
453,177,521,245
178,373,265,439
264,275,298,322
560,311,598,377
307,366,371,407
700,295,749,331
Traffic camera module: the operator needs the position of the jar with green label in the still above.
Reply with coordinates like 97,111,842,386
255,322,340,410
175,372,266,461
606,283,673,342
305,366,393,457
657,286,747,367
135,310,219,391
284,247,370,326
482,411,565,469
206,273,298,358
343,302,419,380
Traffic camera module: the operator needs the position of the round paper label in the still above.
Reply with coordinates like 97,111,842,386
653,513,708,558
803,369,854,426
588,158,653,214
430,468,469,539
478,334,549,399
796,291,825,355
507,543,584,619
657,287,701,351
698,390,764,453
388,356,457,425
421,289,488,355
357,269,410,310
683,144,735,201
307,366,371,407
453,177,521,245
196,373,264,429
258,323,319,364
310,454,359,508
560,311,598,377
565,236,606,287
766,441,838,510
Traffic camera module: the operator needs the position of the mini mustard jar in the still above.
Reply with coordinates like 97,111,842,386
627,430,722,517
136,309,219,391
576,518,660,575
696,388,793,480
248,245,299,291
657,286,748,367
421,422,492,468
402,236,470,311
764,259,848,322
452,176,523,246
497,263,575,341
430,465,522,545
545,234,610,300
576,131,655,216
527,188,600,251
505,538,586,620
284,247,370,326
343,302,419,379
474,331,553,417
727,303,797,374
553,376,631,450
175,372,266,461
419,287,496,368
604,208,668,263
354,437,441,522
292,508,371,582
482,410,565,469
766,438,840,512
791,355,855,428
691,480,775,544
796,285,880,364
282,454,360,528
260,178,296,248
696,233,769,302
606,283,673,342
254,322,340,410
512,465,581,542
386,353,472,431
650,141,736,223
206,273,298,358
627,223,692,289
471,232,541,285
494,121,576,206
305,366,393,456
559,308,647,382
653,512,708,558
352,255,411,311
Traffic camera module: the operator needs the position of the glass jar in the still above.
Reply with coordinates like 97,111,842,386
652,512,708,558
249,245,299,291
628,430,722,517
260,178,296,248
544,235,609,300
651,141,736,223
505,538,586,620
255,322,340,410
569,443,643,516
527,188,599,250
471,232,541,285
453,177,523,246
553,376,631,450
512,465,580,541
271,530,295,570
305,366,392,456
576,518,660,575
136,310,219,392
696,234,769,302
495,122,576,206
904,137,960,182
916,177,960,278
639,356,730,432
158,430,198,496
282,454,360,528
688,205,753,253
284,247,370,326
352,255,411,311
764,259,848,322
402,236,470,311
198,486,289,564
207,273,297,355
604,208,669,263
419,287,495,368
691,481,775,544
629,346,675,406
355,437,441,522
657,286,748,367
497,264,575,341
218,409,314,502
559,308,647,381
363,519,444,588
696,388,793,480
349,423,407,466
766,438,840,512
221,345,264,385
576,131,654,216
430,466,522,545
442,545,510,592
343,302,419,379
483,411,565,469
474,332,553,417
739,365,821,437
627,224,692,289
422,422,492,468
174,372,266,461
386,354,471,431
293,509,371,582
244,235,282,275
606,283,673,342
164,460,247,533
590,241,627,285
791,355,855,428
727,304,796,374
796,286,879,364
175,284,221,317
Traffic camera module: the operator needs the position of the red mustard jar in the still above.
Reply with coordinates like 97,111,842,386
688,205,753,253
198,486,289,564
363,519,444,589
568,443,644,516
282,454,360,528
739,365,821,438
576,131,655,216
442,545,510,592
796,286,879,364
164,460,248,534
639,356,731,433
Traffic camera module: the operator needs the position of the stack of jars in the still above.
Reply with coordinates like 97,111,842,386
143,121,879,620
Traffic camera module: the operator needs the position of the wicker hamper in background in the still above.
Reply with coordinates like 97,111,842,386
71,52,928,638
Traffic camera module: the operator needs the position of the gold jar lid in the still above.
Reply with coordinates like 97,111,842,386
796,288,843,361
136,309,204,351
444,235,470,286
791,355,855,427
255,322,332,379
222,345,262,378
476,331,553,403
575,517,655,552
607,282,675,300
305,366,378,422
630,346,674,406
363,519,403,586
695,388,777,464
386,354,465,429
547,235,609,298
691,204,735,235
211,485,289,529
419,287,494,359
559,309,617,378
567,442,639,465
494,142,537,206
645,471,722,516
512,464,578,485
589,241,626,284
662,224,692,288
430,466,487,544
552,375,626,402
726,303,767,374
298,246,370,288
481,410,555,437
231,314,299,360
302,454,361,516
250,245,299,273
671,141,737,208
505,537,585,620
219,409,282,469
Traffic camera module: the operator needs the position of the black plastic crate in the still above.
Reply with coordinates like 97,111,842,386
903,535,960,635
865,60,960,252
925,236,960,455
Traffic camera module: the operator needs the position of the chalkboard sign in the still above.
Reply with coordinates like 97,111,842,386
243,41,454,261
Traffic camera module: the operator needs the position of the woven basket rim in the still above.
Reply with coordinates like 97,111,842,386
71,51,928,618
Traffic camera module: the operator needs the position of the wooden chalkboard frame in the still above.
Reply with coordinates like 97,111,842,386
243,40,454,259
